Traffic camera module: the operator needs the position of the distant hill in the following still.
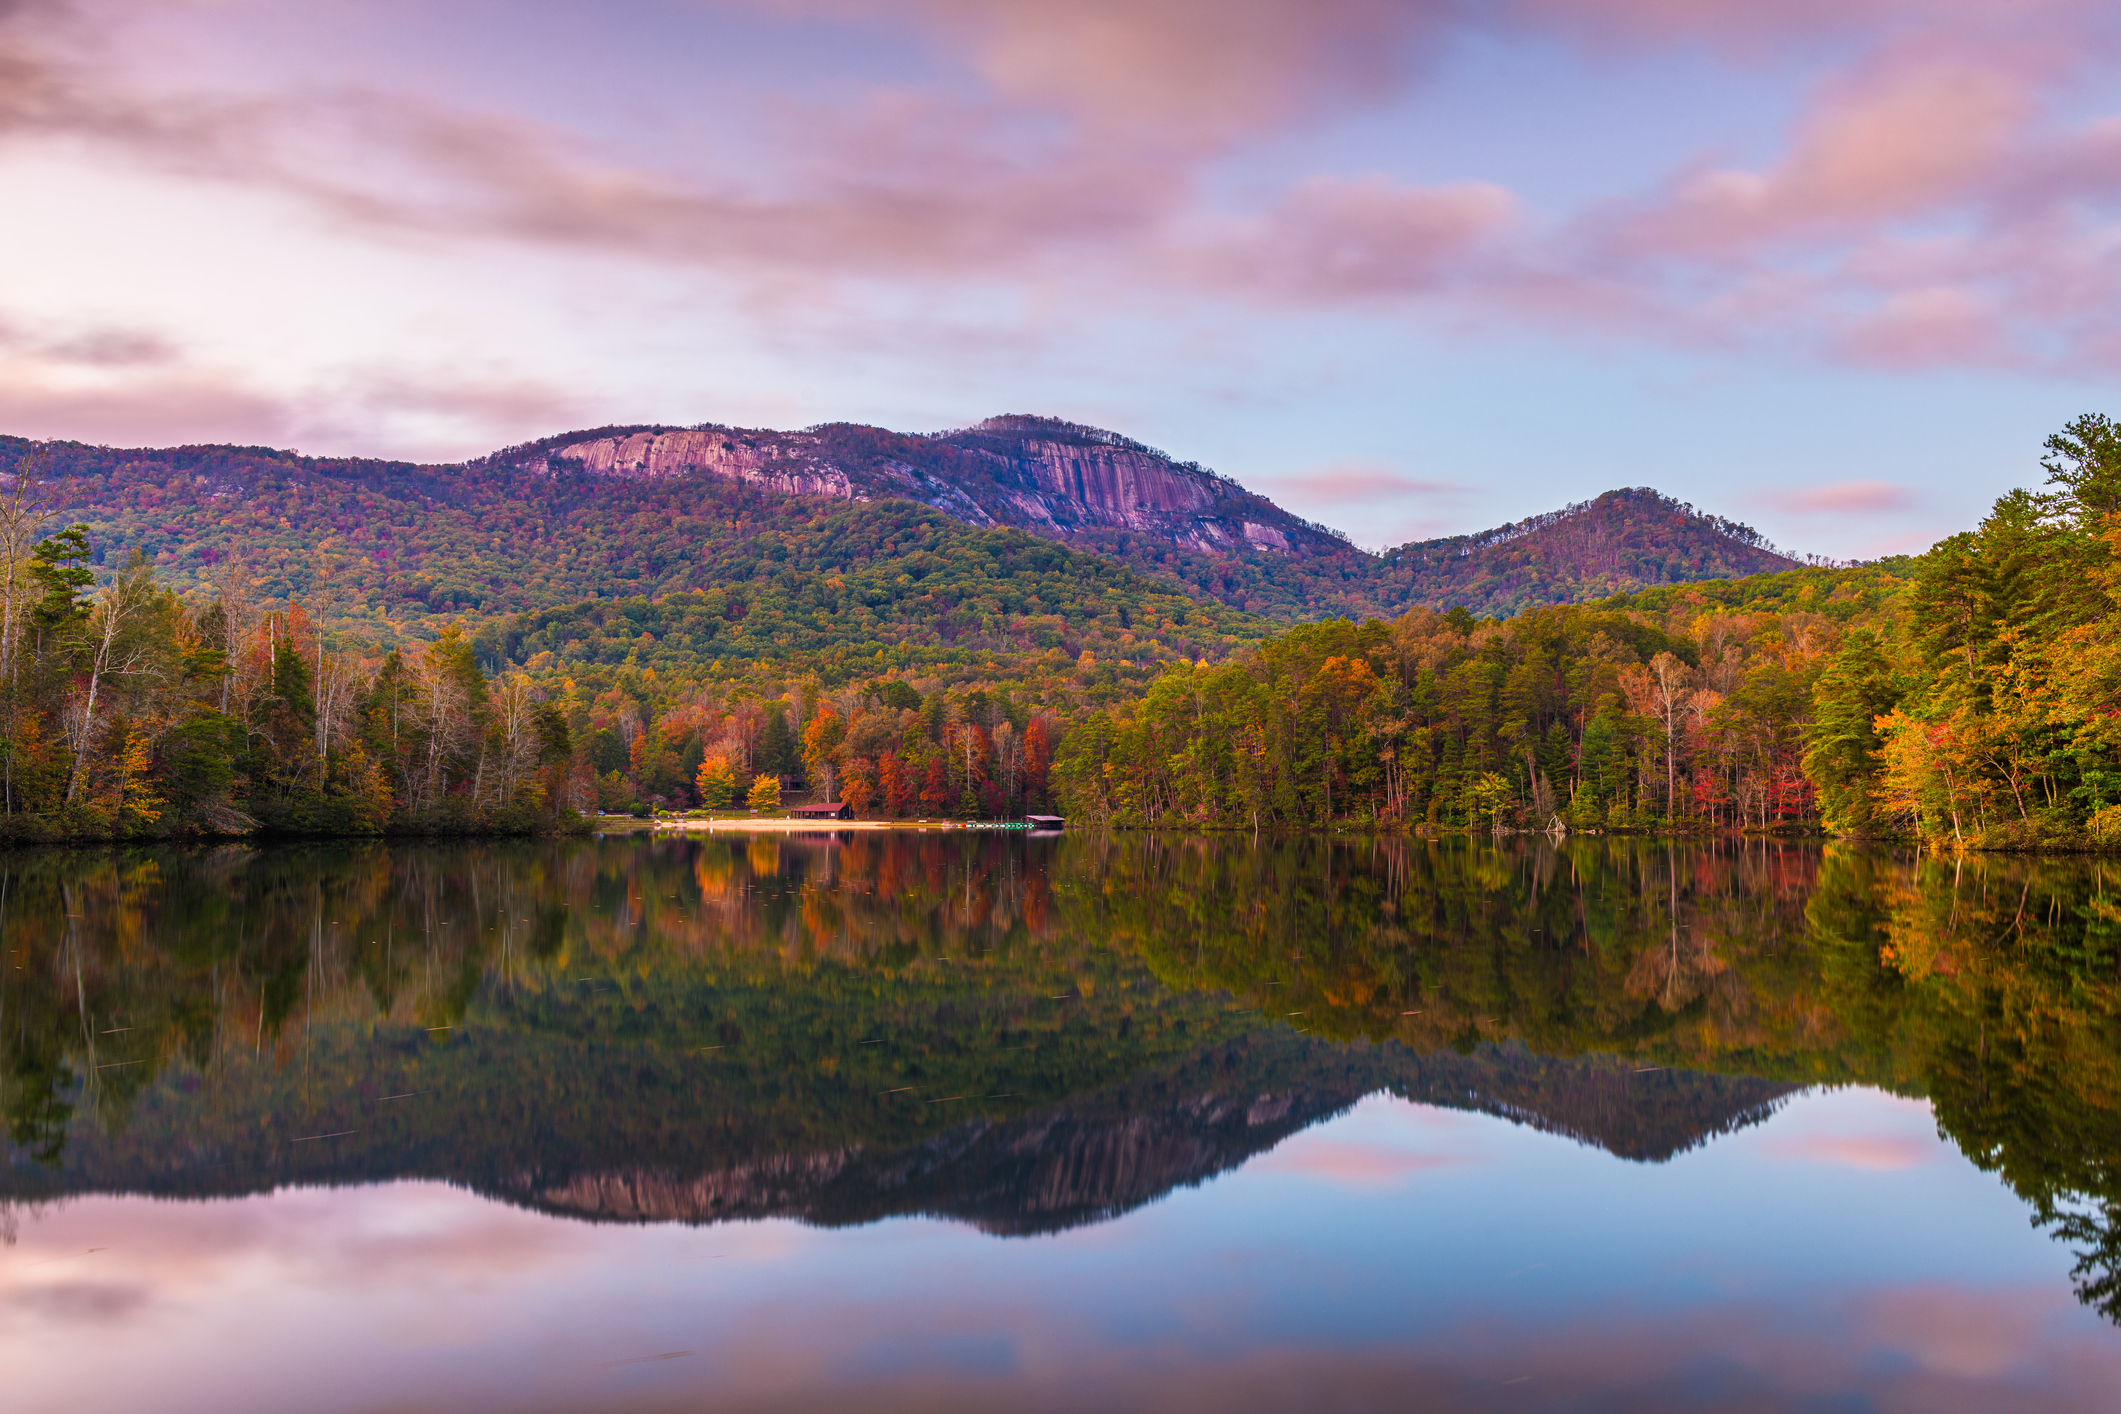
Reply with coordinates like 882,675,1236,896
0,417,1805,635
1371,487,1801,619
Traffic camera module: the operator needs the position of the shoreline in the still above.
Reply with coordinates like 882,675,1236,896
648,817,1036,833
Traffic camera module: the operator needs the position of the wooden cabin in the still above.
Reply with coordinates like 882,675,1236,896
787,801,854,821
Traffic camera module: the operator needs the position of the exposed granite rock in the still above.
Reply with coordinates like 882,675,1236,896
526,416,1327,559
549,429,860,501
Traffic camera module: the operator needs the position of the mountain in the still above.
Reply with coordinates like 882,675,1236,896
1,416,1803,636
494,415,1346,558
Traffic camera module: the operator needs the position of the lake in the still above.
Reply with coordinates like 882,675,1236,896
4,833,2119,1412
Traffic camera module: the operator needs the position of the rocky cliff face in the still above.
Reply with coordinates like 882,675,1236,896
548,429,859,500
524,1147,860,1224
515,415,1334,558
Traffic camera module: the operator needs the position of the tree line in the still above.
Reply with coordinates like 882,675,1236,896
572,669,1060,820
1056,416,2121,848
1805,414,2121,849
1053,599,1840,834
0,492,572,840
0,477,1070,835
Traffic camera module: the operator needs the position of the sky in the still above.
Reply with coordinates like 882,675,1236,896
6,2,2121,556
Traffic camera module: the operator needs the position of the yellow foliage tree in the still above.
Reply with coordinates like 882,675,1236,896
115,726,164,828
696,753,739,810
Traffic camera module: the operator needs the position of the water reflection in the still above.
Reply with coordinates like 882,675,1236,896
2,835,2118,1322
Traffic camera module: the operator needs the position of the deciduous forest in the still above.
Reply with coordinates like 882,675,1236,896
1059,415,2121,850
0,416,2116,847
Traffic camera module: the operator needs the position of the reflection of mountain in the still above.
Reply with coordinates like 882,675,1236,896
1393,1042,1798,1162
509,1041,1798,1235
500,1066,1365,1236
3,1027,1797,1237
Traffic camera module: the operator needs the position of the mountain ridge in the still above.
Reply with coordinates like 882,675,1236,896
0,415,1806,630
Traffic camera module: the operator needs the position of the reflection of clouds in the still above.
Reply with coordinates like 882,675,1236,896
0,1183,588,1332
544,1281,2121,1413
1248,1137,1474,1188
1765,1133,1937,1171
1746,1089,1948,1173
3,1165,2117,1413
1862,1285,2060,1380
4,1279,148,1325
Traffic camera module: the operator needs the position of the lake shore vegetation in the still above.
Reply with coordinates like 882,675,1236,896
1056,417,2121,850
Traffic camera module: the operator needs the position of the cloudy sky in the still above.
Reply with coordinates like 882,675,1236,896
5,0,2120,555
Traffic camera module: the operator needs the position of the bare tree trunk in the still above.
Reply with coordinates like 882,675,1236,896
211,560,256,718
490,675,539,805
66,593,133,804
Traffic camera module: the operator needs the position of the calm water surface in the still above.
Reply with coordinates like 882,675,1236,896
3,833,2119,1411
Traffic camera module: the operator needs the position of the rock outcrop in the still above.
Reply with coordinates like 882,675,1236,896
548,429,859,500
517,415,1339,559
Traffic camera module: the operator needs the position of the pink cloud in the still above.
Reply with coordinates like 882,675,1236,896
0,368,302,448
1187,174,1516,301
1480,26,2121,369
0,335,595,457
1612,45,2045,263
9,0,2121,399
1752,481,1917,514
789,0,1459,151
1836,286,2013,368
1515,0,2110,53
1250,1138,1472,1188
1248,462,1469,505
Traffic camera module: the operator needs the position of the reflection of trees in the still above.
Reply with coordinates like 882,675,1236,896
0,836,1249,1175
1063,834,1875,1084
1807,847,2121,1324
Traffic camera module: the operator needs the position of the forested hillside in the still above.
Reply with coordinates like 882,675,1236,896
0,419,1800,632
1372,487,1801,618
464,500,1261,690
1054,579,1874,834
0,513,577,840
